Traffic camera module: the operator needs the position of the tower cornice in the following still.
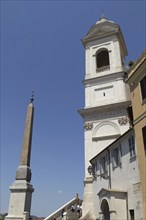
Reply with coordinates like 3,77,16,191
78,101,131,118
83,71,124,86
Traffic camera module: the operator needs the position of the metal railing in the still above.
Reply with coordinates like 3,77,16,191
44,195,82,220
96,66,110,73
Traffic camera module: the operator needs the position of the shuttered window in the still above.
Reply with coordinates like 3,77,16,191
100,155,108,174
112,145,122,169
129,135,135,157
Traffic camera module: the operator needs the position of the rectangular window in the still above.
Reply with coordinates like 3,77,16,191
100,156,107,174
142,126,146,152
112,146,121,168
129,209,135,220
127,105,133,126
129,135,136,157
100,156,106,174
140,75,146,101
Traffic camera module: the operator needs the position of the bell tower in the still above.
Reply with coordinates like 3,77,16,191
79,17,131,216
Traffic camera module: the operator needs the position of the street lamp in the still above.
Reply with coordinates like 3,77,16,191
87,165,93,175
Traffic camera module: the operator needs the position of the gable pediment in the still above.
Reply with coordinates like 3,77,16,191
82,21,119,44
98,188,127,197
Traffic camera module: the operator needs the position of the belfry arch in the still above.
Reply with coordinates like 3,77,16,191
96,48,110,71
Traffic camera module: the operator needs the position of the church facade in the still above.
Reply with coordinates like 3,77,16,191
79,17,145,220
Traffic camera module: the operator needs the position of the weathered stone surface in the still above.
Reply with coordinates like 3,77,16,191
16,166,31,182
20,103,34,167
6,100,34,220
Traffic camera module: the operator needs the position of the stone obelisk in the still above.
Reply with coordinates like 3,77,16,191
6,96,35,220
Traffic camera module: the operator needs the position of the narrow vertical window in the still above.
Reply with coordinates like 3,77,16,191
129,135,135,158
112,145,121,169
142,126,146,152
129,209,135,220
100,156,106,174
100,155,108,174
140,75,146,101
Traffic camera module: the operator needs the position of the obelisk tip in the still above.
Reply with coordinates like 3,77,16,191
30,91,34,104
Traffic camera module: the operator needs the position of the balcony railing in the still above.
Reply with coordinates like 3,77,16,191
96,65,110,73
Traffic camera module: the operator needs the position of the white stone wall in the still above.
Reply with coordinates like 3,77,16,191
84,109,130,178
85,36,124,80
5,180,33,220
84,73,130,108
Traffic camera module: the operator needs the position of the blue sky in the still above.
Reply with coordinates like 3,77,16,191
1,0,145,217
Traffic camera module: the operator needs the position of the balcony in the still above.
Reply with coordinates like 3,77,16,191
96,65,110,73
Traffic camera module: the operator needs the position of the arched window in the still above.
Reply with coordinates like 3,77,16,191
96,49,110,72
101,199,110,220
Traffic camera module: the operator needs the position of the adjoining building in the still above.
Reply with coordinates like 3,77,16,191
126,50,146,219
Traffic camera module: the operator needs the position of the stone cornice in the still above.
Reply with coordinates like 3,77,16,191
83,71,124,86
133,111,146,126
98,188,127,196
78,101,131,118
92,134,120,142
84,176,94,184
126,50,146,85
82,31,117,46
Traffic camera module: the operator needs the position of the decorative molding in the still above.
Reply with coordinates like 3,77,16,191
92,42,110,49
84,122,93,130
133,111,146,126
78,101,131,118
85,45,90,49
113,37,118,42
84,176,94,184
92,134,120,142
118,117,128,125
92,121,120,138
133,182,141,192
